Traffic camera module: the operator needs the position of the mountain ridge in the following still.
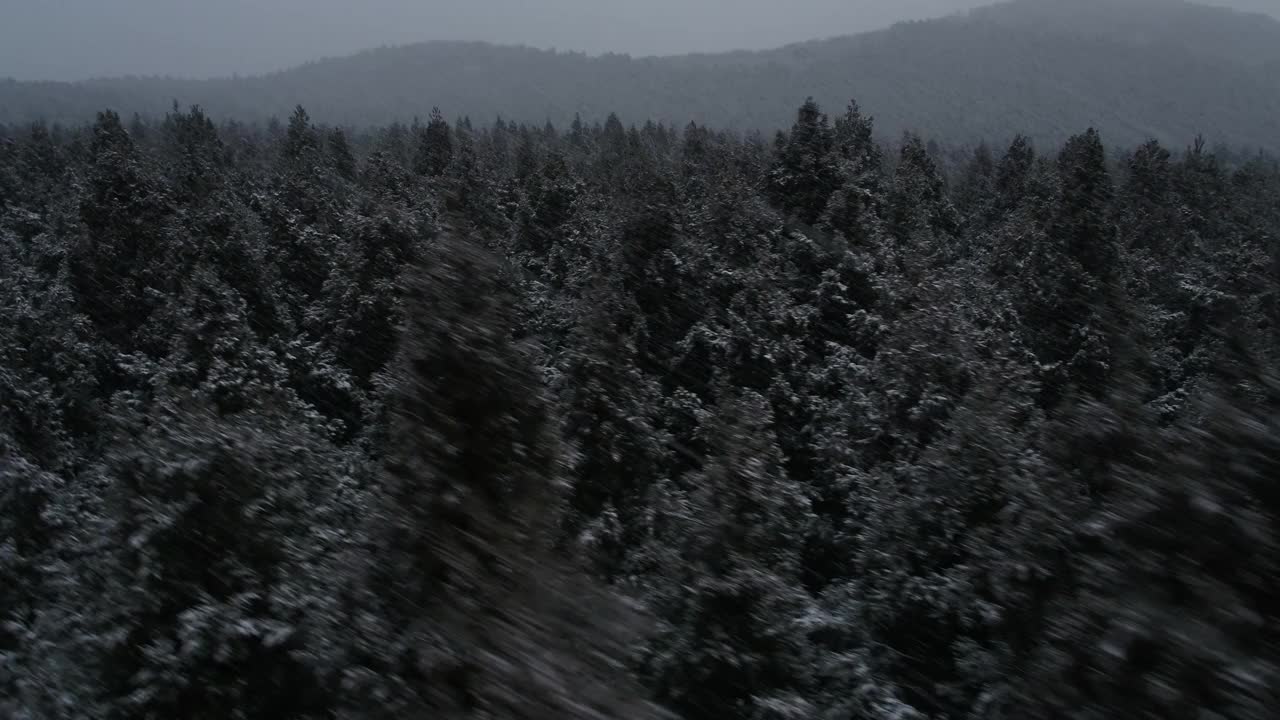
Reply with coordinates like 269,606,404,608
3,0,1278,149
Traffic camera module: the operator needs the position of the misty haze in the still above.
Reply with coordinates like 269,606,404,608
0,0,1276,80
3,1,1280,719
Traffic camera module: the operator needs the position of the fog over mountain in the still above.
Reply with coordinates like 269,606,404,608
4,0,1278,150
1,0,1275,81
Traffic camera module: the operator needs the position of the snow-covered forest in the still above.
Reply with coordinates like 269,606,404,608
3,99,1279,719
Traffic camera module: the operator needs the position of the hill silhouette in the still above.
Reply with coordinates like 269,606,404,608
2,0,1278,148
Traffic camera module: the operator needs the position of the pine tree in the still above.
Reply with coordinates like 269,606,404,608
616,203,697,374
140,267,295,416
414,107,454,177
69,110,175,352
823,101,886,248
956,142,996,225
328,128,357,181
9,124,68,210
888,133,959,247
442,121,504,231
92,392,344,720
1053,129,1116,281
282,105,321,163
1024,364,1280,719
159,104,230,206
319,194,432,386
1016,129,1124,406
354,232,663,718
641,390,818,720
555,293,672,580
995,135,1036,214
513,151,579,262
850,344,1075,717
769,98,838,226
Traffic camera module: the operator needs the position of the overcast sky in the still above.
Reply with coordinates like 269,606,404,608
0,0,1275,81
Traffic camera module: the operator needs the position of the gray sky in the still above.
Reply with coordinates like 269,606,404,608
0,0,1275,81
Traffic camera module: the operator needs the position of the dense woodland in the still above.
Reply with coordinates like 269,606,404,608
2,97,1280,720
4,0,1280,150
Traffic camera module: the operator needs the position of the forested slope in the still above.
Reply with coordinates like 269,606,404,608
3,0,1279,148
4,94,1279,718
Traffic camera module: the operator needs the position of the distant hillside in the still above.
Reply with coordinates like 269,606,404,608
3,0,1278,148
